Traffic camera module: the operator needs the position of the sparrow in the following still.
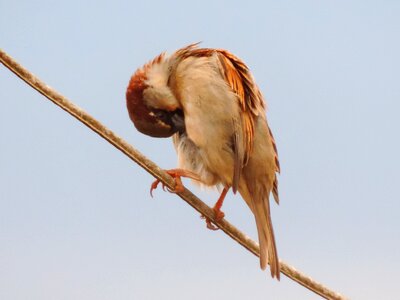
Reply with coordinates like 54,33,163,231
126,43,281,279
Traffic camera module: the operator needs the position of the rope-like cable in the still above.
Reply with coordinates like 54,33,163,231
0,48,347,300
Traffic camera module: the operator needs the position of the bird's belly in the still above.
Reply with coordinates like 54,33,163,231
174,134,232,188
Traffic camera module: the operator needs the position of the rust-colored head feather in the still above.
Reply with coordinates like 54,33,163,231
126,53,184,138
126,69,165,137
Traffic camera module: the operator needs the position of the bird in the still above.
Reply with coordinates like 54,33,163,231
126,43,281,279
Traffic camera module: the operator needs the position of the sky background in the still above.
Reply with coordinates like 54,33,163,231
1,1,399,299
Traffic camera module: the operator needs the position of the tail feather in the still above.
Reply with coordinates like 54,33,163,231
253,196,280,279
239,183,280,279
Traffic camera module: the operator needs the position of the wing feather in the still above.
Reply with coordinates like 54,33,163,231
231,117,244,193
215,50,263,163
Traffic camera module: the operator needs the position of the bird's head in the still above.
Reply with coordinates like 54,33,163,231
126,54,184,138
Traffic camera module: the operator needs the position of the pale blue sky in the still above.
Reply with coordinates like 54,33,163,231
1,1,399,299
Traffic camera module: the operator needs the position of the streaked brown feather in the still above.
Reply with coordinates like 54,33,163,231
231,118,244,193
267,125,280,204
216,49,266,166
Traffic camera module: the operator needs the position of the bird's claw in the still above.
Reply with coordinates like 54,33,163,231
150,179,164,197
201,215,218,230
150,169,195,197
201,208,225,231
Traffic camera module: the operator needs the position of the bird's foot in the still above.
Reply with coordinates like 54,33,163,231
201,206,225,231
150,169,201,197
201,187,229,230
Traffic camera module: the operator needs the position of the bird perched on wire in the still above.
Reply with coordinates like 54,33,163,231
126,43,281,279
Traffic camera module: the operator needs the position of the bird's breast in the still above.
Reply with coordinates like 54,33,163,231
174,133,222,187
172,114,239,189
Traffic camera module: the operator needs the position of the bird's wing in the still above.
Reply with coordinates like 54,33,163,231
216,50,280,204
214,49,264,160
215,49,281,203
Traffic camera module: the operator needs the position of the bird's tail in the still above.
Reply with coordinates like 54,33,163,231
254,195,280,279
241,186,280,279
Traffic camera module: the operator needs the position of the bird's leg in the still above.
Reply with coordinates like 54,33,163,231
202,187,229,231
150,169,201,197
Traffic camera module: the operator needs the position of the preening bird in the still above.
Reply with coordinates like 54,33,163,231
126,43,281,279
